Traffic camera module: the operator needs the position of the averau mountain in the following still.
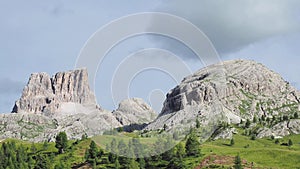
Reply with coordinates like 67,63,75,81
0,68,156,142
146,60,300,139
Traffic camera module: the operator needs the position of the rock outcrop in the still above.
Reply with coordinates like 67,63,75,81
1,60,300,141
0,68,123,142
0,68,159,142
12,69,96,116
112,98,157,126
146,60,300,139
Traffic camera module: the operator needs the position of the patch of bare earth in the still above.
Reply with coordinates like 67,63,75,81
195,154,253,169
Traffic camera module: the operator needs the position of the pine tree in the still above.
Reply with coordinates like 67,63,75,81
55,132,68,154
253,116,257,123
92,159,97,169
283,115,289,121
81,133,88,141
30,143,37,154
234,154,242,169
127,140,135,158
138,158,146,169
196,118,201,128
118,140,127,156
35,154,51,169
294,112,299,119
163,124,167,131
54,160,68,169
128,159,139,169
167,158,186,169
176,142,186,159
250,134,256,140
16,145,27,169
288,139,293,146
114,158,121,169
43,141,48,151
162,136,175,161
261,115,266,121
230,138,235,146
166,143,186,168
245,119,251,128
108,153,117,163
132,138,143,158
185,131,201,157
28,156,35,169
89,141,98,159
110,138,118,154
84,148,89,161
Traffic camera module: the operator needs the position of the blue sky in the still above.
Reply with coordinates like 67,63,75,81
1,0,300,113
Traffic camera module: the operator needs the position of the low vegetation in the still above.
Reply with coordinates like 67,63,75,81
0,123,299,169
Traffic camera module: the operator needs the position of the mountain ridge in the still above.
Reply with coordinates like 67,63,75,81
0,68,156,142
0,59,299,142
146,59,300,139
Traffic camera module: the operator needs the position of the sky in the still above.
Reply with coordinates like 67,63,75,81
0,0,300,113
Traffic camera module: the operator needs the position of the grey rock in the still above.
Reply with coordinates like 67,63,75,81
147,60,300,139
1,69,123,142
0,110,122,142
213,128,237,140
112,98,157,126
12,68,96,116
257,119,300,138
1,68,159,142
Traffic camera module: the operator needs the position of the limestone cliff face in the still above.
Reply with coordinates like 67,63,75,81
160,60,300,118
1,68,158,142
147,60,300,138
12,69,96,115
0,68,123,142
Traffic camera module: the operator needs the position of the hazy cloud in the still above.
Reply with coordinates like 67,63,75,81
153,0,300,57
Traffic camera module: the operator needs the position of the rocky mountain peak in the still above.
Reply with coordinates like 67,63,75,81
113,98,157,126
12,68,96,115
147,60,300,138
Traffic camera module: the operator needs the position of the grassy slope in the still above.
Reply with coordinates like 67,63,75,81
1,134,299,169
201,134,300,169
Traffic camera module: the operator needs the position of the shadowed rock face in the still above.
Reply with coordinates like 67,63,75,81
12,69,96,115
147,60,300,138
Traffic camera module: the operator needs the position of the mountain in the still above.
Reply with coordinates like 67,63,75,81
12,69,96,115
0,69,156,142
112,98,157,126
146,60,300,139
1,59,299,142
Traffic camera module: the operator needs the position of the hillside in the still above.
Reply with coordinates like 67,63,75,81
0,126,299,169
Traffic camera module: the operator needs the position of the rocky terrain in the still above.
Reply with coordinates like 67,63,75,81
0,59,299,142
12,69,96,115
0,69,156,142
146,60,300,139
112,98,157,126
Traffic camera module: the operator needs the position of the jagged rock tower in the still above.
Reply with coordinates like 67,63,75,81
12,69,96,115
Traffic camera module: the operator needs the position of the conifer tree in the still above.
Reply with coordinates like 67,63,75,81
185,131,201,157
234,154,242,169
55,132,68,154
